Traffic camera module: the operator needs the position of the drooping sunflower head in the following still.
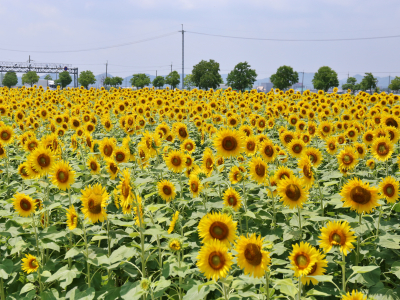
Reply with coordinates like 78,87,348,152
198,211,237,246
234,233,271,278
80,183,109,224
277,176,309,209
298,155,315,189
337,146,358,170
223,187,242,211
301,249,328,285
213,128,244,158
117,169,132,206
371,136,393,162
13,193,36,217
50,160,76,191
66,205,78,230
248,156,268,184
340,178,380,214
106,159,119,180
289,241,318,277
229,165,243,184
318,220,356,256
379,176,399,204
157,179,176,202
21,254,39,274
168,211,180,234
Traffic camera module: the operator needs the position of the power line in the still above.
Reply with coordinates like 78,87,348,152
186,31,400,42
0,32,178,53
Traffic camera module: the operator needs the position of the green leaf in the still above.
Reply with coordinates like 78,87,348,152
391,261,400,279
351,266,379,273
0,259,13,279
243,211,256,219
20,283,36,294
183,282,217,300
120,281,144,300
65,247,81,259
146,204,166,212
273,279,297,299
307,275,333,282
73,287,95,300
306,289,331,296
197,280,216,292
46,265,78,289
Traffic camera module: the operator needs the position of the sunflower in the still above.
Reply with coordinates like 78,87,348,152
325,136,338,155
157,180,176,202
213,128,244,158
353,142,367,159
132,195,143,226
87,156,101,174
371,136,393,161
277,176,309,209
304,147,323,167
196,239,233,281
168,211,179,234
117,169,133,207
340,178,380,214
50,160,75,191
337,146,358,170
174,122,189,141
301,249,328,286
28,145,56,176
289,241,318,277
298,155,315,189
0,142,6,159
80,183,109,223
105,159,119,180
223,187,242,211
23,136,39,153
379,176,399,203
13,193,36,217
274,166,294,182
114,147,130,164
18,162,31,180
229,166,243,184
181,138,196,153
202,148,215,176
244,136,257,156
66,205,78,230
234,233,271,278
287,138,306,159
248,156,268,184
366,159,375,170
198,212,237,246
169,238,182,251
362,130,375,146
21,254,39,274
165,150,185,173
341,290,367,300
0,125,14,144
259,139,277,162
319,220,356,256
99,137,116,159
188,175,203,198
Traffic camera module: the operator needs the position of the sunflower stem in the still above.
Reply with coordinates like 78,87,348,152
375,209,383,239
298,206,302,240
134,192,146,278
178,251,182,300
266,179,276,227
342,252,346,292
264,271,270,300
356,213,362,266
315,170,324,217
68,189,73,269
32,215,43,293
82,220,91,288
0,278,5,300
298,276,302,300
222,282,229,300
179,172,183,201
242,179,248,232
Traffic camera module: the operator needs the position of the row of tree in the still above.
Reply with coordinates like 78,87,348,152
2,62,400,92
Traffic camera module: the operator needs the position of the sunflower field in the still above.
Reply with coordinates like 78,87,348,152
0,85,400,300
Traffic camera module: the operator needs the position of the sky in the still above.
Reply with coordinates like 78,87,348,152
0,0,400,80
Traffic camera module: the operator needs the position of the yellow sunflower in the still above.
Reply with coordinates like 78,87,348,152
198,212,237,246
165,150,185,173
174,122,189,141
259,139,277,162
114,147,130,164
229,166,243,184
325,136,338,155
341,290,367,300
169,238,182,251
234,233,271,278
23,137,39,153
181,138,196,153
248,156,268,184
86,156,101,174
353,142,368,159
157,180,176,202
277,176,309,209
117,169,133,207
274,166,294,183
287,138,306,159
366,159,376,170
213,128,244,158
80,183,109,223
50,160,76,191
0,142,6,159
13,193,36,217
18,162,31,180
244,136,258,156
304,147,323,167
168,211,179,234
371,136,393,161
66,205,78,230
340,178,380,214
223,187,242,211
196,239,233,281
337,146,358,170
21,254,39,274
0,125,14,144
188,175,203,198
379,176,399,203
301,249,328,285
298,155,315,189
319,220,356,256
28,145,56,176
106,159,119,180
289,241,318,277
99,137,116,159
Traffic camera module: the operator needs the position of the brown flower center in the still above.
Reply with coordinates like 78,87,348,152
350,186,371,204
384,184,395,197
1,131,10,140
228,195,237,206
178,128,187,138
88,199,102,214
264,145,274,157
208,252,225,270
343,154,353,165
38,154,50,167
29,259,38,269
296,254,309,268
116,153,125,162
309,263,317,274
255,164,265,177
222,136,237,151
28,142,37,150
386,118,398,128
122,182,130,198
191,182,198,192
90,162,98,171
209,221,229,240
20,199,32,211
303,165,312,179
109,163,118,174
285,184,301,201
377,142,389,155
73,120,79,127
172,156,181,166
244,243,262,266
292,144,302,154
104,145,113,156
163,186,172,195
57,170,69,183
185,143,193,151
332,233,342,244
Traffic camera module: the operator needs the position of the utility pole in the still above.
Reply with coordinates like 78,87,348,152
301,71,304,93
389,75,391,93
180,24,184,90
171,63,172,73
156,70,157,77
106,61,108,79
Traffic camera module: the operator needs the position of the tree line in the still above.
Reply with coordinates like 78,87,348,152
2,62,400,93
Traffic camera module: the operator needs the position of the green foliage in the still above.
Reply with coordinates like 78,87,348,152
192,59,223,90
270,66,299,90
389,76,400,92
341,77,360,93
226,61,257,92
78,70,96,89
183,74,195,90
312,66,339,92
130,74,151,89
54,71,72,89
165,71,180,89
44,74,52,81
152,76,165,89
105,76,124,87
360,73,378,93
2,71,18,88
22,71,40,87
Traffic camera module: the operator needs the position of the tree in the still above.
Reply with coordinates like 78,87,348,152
2,71,18,88
389,76,400,93
165,71,180,89
44,74,52,80
152,76,165,89
183,74,195,90
130,74,151,89
104,76,123,87
360,73,378,93
78,70,96,89
54,71,72,89
22,71,40,87
341,77,360,93
192,59,223,90
226,62,257,92
269,65,298,91
312,66,339,92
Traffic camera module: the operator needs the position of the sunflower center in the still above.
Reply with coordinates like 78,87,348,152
259,121,265,127
21,167,28,176
116,153,124,162
264,145,274,157
309,263,317,274
185,143,193,151
209,252,225,270
122,182,130,198
110,163,118,174
206,158,213,169
303,165,312,179
191,183,198,192
1,132,9,140
29,142,37,150
386,118,398,128
296,254,308,268
228,195,236,205
178,128,187,138
323,126,330,133
285,184,301,201
73,120,79,127
349,131,355,137
37,154,50,167
377,143,389,155
29,259,38,269
222,136,237,151
247,142,255,151
88,199,102,214
90,162,98,171
366,134,373,141
210,221,229,240
343,154,353,165
293,144,302,153
104,145,113,156
20,199,32,211
172,157,181,166
255,164,265,177
350,186,371,204
384,184,395,197
163,186,172,195
186,158,192,166
244,243,262,266
57,170,69,183
332,233,342,244
329,143,335,150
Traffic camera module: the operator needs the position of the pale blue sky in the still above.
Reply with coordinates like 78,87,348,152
0,0,399,79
